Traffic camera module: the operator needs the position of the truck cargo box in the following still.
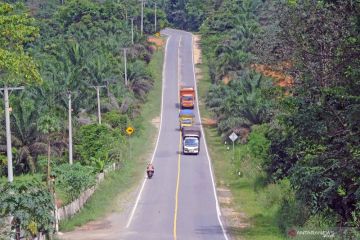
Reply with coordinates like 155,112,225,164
179,86,195,109
181,126,201,139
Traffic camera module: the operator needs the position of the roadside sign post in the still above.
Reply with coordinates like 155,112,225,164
126,127,134,161
229,132,238,162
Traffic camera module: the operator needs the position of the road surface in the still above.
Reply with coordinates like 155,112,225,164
123,29,227,240
60,29,228,240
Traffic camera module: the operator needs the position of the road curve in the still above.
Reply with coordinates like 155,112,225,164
123,29,228,240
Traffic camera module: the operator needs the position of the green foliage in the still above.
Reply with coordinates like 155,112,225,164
233,124,270,181
206,72,275,134
75,124,114,165
53,162,96,201
200,0,262,83
0,2,42,86
260,0,360,229
142,3,168,34
276,189,310,233
92,157,105,173
258,179,289,209
247,125,271,162
103,110,129,131
37,113,61,134
194,0,360,235
1,0,156,177
165,0,213,31
0,154,7,177
127,60,153,100
74,123,128,169
201,0,360,231
0,217,11,240
0,176,54,238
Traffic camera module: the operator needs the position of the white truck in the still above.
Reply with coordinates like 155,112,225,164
182,127,201,155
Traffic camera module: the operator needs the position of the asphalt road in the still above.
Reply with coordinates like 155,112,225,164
123,29,227,240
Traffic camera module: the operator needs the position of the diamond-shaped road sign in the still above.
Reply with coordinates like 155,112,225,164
229,132,238,142
126,126,134,135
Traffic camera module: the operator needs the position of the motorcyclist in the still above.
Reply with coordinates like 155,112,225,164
146,163,154,178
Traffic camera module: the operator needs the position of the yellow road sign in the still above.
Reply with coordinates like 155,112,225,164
126,127,134,135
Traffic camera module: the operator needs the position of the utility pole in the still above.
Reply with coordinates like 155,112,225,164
0,86,24,183
131,18,134,45
140,0,144,36
154,2,157,33
123,48,128,86
90,85,106,124
68,91,73,165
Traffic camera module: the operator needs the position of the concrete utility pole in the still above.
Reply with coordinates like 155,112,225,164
123,48,128,86
131,18,134,44
0,86,24,183
154,2,157,33
91,85,106,124
68,91,73,165
140,0,144,36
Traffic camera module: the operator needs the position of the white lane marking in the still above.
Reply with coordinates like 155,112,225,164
126,34,170,228
189,32,229,240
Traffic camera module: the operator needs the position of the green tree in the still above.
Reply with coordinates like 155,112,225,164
53,163,96,201
0,2,42,86
0,177,54,239
75,124,116,166
261,0,360,228
37,113,61,185
206,72,275,134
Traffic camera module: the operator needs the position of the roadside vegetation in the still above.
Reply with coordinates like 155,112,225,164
197,58,284,240
168,0,360,239
0,0,167,238
60,45,164,231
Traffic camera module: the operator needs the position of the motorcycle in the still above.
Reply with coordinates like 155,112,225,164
147,169,154,179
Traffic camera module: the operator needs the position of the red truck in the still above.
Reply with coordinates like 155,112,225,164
179,86,195,109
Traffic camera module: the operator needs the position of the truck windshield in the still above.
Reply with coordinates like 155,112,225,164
182,119,192,124
184,138,199,147
182,96,193,101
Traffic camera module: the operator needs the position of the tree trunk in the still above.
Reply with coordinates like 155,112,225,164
47,139,51,186
15,223,20,240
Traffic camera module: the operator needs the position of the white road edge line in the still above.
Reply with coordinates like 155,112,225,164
190,32,229,240
126,34,170,229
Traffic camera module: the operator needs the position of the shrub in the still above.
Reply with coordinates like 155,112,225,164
0,176,54,239
247,124,271,164
54,163,96,201
74,124,116,165
303,211,336,230
276,186,310,234
258,183,285,209
235,124,270,181
103,111,130,131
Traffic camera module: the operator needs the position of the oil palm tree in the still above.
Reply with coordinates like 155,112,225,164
207,72,273,134
127,60,153,100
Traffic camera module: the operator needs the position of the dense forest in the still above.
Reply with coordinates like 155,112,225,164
1,0,359,239
167,0,359,238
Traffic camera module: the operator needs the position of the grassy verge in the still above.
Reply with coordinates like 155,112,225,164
60,43,164,231
196,60,284,240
